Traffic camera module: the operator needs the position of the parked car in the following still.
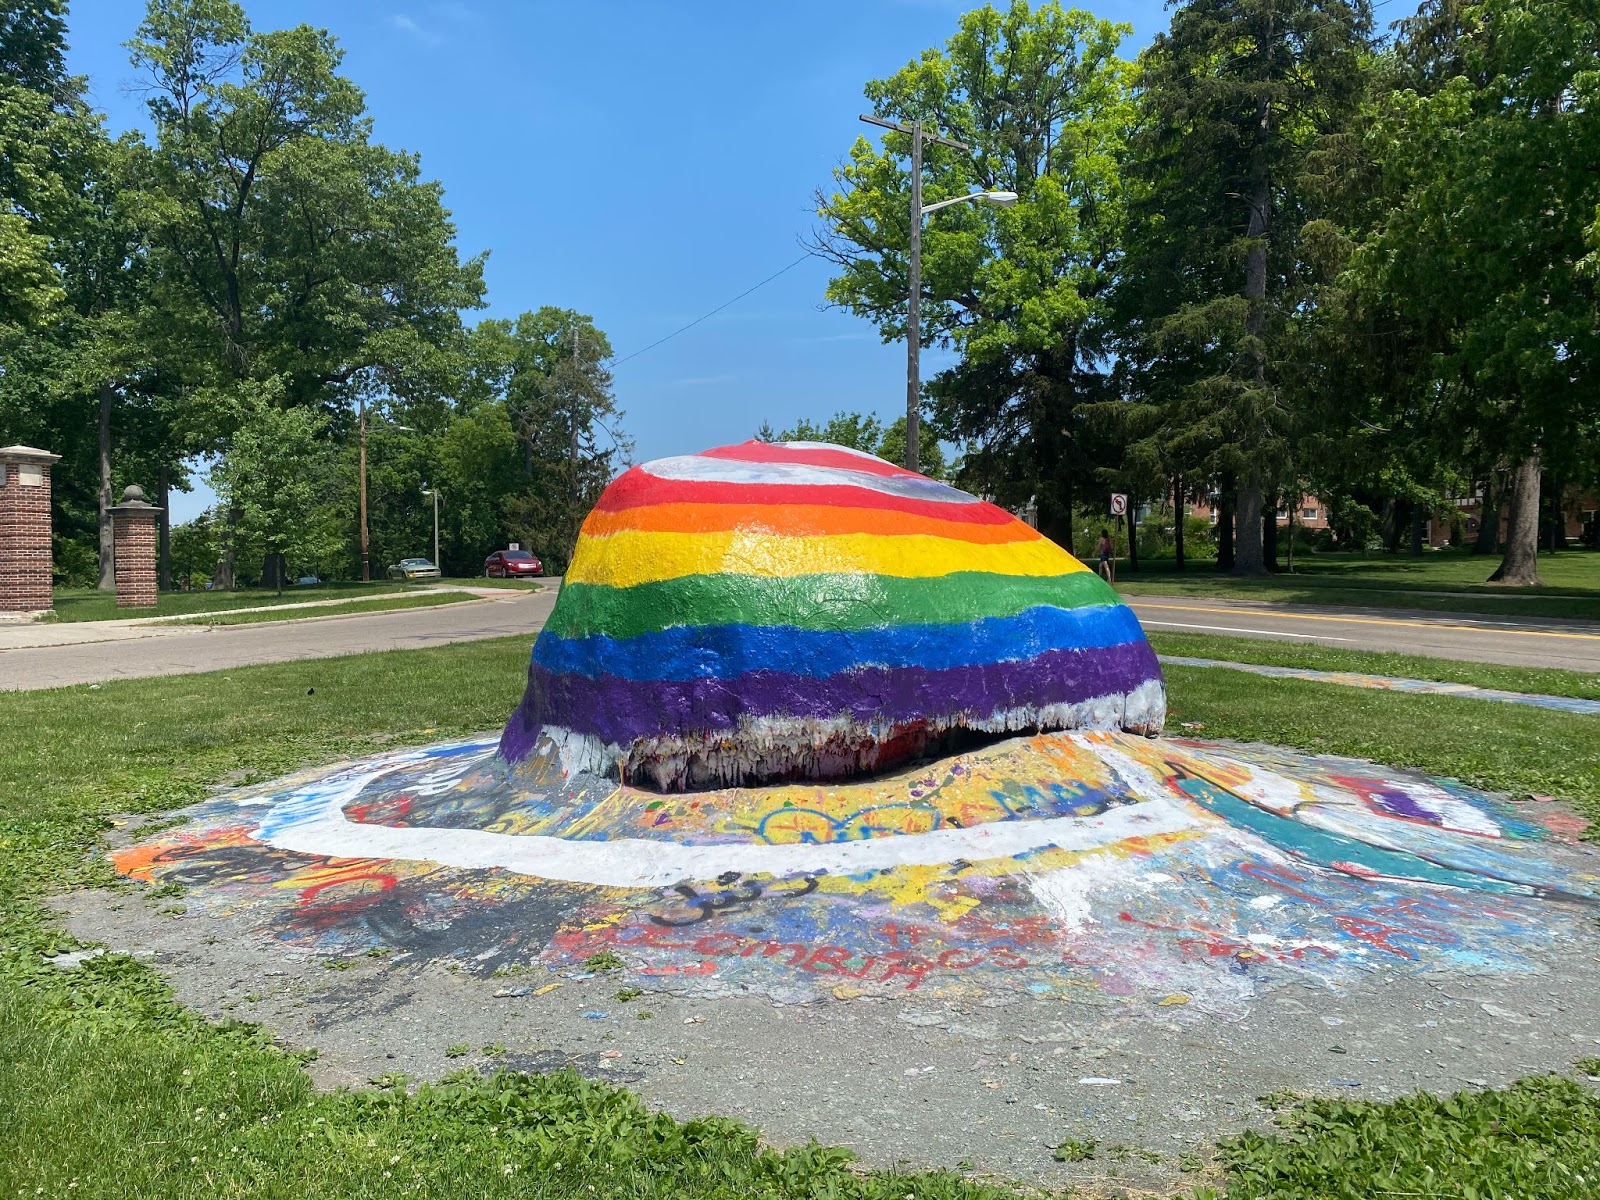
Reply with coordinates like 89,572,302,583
484,549,543,578
294,574,321,587
386,557,441,581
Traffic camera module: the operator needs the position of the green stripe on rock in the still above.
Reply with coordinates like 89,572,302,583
544,570,1122,640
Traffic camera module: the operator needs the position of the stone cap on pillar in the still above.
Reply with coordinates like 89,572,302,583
0,445,62,466
111,484,164,514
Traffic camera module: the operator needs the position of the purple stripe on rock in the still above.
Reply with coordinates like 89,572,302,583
500,639,1162,761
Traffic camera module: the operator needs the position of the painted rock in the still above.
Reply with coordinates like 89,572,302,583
500,440,1165,788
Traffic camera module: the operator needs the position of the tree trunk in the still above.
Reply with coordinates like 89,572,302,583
1125,503,1139,574
1263,493,1279,572
1217,479,1235,572
157,466,171,593
97,383,115,591
214,504,240,590
1382,499,1403,553
1172,473,1185,571
1488,451,1544,586
1410,508,1425,557
1473,472,1501,555
1233,471,1267,575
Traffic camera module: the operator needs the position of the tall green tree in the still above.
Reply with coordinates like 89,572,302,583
1347,0,1600,584
211,389,337,591
1118,0,1373,574
127,0,485,584
814,0,1134,545
464,308,629,571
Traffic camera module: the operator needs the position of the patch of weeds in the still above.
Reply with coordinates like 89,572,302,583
956,1159,976,1171
148,881,186,899
1177,1151,1206,1173
369,1072,410,1089
155,904,185,918
614,986,643,1002
1053,1137,1097,1162
636,1010,654,1020
1105,1143,1163,1165
481,1043,506,1058
584,951,624,973
1575,1056,1600,1076
321,958,356,971
243,993,263,1003
444,1042,471,1058
1258,1089,1302,1110
289,1046,319,1065
364,946,392,958
490,962,532,978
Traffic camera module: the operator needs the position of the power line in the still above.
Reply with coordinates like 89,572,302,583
612,252,814,367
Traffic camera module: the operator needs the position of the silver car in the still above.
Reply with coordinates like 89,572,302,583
386,557,441,581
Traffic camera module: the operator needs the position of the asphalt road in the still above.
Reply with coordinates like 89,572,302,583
0,588,558,691
1126,594,1600,672
6,586,1599,691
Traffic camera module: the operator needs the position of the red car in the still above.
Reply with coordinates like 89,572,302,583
484,549,543,578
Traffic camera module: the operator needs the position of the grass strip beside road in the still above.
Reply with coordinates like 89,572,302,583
1148,630,1600,701
3,637,1600,1198
1114,548,1600,620
50,582,427,622
174,590,478,626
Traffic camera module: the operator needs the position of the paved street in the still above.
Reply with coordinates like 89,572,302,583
0,588,558,691
1126,594,1600,672
5,586,1599,691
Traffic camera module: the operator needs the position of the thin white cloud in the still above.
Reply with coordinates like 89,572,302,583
389,13,441,44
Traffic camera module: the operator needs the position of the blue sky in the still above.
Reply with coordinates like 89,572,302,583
64,0,1173,521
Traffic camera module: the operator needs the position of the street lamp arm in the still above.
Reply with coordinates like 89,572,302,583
920,191,1019,217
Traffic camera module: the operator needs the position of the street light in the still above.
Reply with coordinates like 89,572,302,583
421,486,440,570
859,113,1018,473
356,397,412,581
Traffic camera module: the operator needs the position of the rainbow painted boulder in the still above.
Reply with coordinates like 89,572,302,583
500,441,1165,788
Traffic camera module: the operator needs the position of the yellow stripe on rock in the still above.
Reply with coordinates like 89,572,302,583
565,529,1090,587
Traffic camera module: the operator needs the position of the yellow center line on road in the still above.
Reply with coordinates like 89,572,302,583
1126,601,1600,641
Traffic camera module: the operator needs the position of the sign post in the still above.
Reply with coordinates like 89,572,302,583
1110,494,1127,517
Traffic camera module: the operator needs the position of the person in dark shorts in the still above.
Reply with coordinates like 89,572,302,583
1096,528,1114,583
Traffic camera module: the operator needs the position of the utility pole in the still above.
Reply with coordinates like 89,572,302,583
858,114,976,475
358,394,370,582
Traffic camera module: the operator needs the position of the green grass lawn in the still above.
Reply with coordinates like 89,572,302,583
438,574,551,590
175,590,478,626
50,581,428,622
1115,547,1600,619
1148,630,1600,700
3,637,1599,1198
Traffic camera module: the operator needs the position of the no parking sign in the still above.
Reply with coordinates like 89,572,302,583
1110,494,1127,516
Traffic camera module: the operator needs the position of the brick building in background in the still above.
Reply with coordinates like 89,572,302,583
0,445,60,615
1185,492,1332,533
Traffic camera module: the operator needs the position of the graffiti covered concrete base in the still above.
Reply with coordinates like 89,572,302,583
112,731,1598,1016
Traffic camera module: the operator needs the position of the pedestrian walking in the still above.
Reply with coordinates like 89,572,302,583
1096,528,1115,584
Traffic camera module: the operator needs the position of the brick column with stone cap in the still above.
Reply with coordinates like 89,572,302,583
0,445,61,615
111,485,163,609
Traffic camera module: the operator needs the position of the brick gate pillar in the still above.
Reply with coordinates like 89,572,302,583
0,445,61,615
111,485,162,609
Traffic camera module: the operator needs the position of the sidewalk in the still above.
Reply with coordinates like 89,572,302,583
0,585,519,651
0,586,558,691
